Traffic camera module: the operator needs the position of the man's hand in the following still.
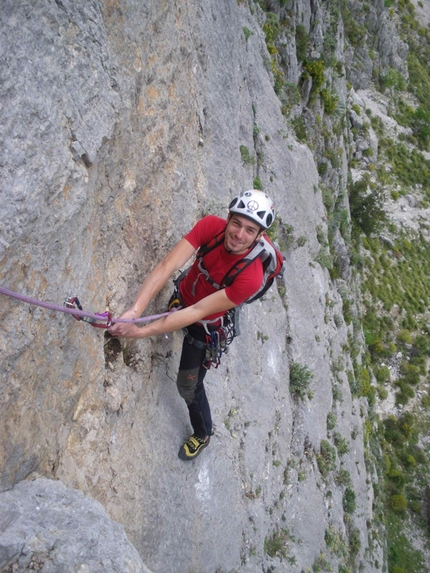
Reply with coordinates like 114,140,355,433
107,308,142,338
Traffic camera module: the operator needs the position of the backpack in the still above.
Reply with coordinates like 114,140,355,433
194,229,286,304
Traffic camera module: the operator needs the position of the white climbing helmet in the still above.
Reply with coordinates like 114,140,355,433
228,189,275,229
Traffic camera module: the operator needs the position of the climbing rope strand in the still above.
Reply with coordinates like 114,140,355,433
0,286,171,325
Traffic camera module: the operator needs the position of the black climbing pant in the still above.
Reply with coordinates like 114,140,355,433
176,323,213,439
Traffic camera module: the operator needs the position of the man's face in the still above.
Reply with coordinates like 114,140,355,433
224,214,262,255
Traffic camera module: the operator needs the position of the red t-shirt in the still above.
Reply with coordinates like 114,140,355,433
180,216,263,320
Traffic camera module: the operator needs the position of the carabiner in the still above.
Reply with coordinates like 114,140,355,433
64,295,83,322
64,295,111,328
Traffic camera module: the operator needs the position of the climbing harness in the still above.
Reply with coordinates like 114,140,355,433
181,310,236,370
168,280,236,370
0,286,173,329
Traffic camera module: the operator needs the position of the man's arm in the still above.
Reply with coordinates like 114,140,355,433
109,289,236,339
108,238,196,337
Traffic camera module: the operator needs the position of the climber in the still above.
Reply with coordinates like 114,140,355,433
108,189,276,461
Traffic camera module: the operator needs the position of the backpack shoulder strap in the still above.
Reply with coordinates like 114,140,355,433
220,239,266,288
197,228,226,257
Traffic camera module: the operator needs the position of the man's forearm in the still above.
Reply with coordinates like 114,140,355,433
132,290,236,338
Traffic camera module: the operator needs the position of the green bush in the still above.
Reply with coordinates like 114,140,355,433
318,162,328,176
321,88,338,115
317,440,337,476
377,385,389,399
358,365,371,396
387,468,406,489
375,365,391,384
380,68,406,91
253,176,263,190
397,329,412,344
289,362,313,399
263,12,281,45
349,177,386,235
327,411,337,431
290,116,308,142
240,145,255,165
348,526,361,557
335,469,352,487
390,494,407,512
303,59,326,94
384,416,405,446
334,432,350,455
409,500,421,514
295,24,309,62
343,488,356,514
411,106,430,149
264,528,293,558
243,27,253,42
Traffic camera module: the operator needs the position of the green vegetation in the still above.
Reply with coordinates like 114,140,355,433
312,551,332,572
317,439,337,477
253,175,263,190
295,24,309,62
340,2,367,47
327,411,337,431
239,145,255,165
334,432,350,456
243,27,253,42
342,488,356,514
303,59,326,95
264,527,295,559
349,175,387,236
321,88,338,115
289,362,313,400
252,1,430,570
378,138,430,195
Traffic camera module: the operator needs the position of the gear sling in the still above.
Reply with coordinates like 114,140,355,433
169,227,286,369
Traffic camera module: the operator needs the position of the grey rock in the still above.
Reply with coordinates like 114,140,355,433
0,0,409,572
350,109,365,130
332,228,352,282
0,477,152,573
405,194,418,208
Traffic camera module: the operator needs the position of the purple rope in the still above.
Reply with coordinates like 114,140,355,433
0,286,172,324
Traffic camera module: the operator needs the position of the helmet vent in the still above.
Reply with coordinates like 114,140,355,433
237,200,246,209
257,211,265,220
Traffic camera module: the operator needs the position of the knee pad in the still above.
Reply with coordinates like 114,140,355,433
176,368,199,404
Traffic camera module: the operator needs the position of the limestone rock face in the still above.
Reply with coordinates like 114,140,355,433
0,1,399,572
0,477,152,573
343,0,408,89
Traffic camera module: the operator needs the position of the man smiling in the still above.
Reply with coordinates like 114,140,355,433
108,189,276,460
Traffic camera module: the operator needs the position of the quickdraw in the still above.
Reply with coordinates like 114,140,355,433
64,295,112,329
202,311,236,370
